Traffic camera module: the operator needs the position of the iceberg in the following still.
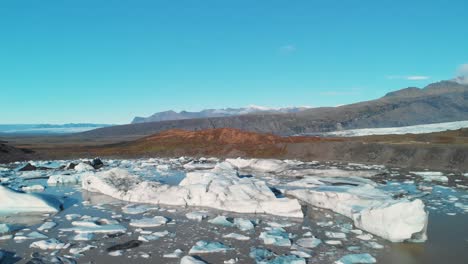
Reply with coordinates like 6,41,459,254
21,184,46,192
0,185,61,213
411,171,449,183
82,164,303,218
293,237,322,248
163,249,184,258
75,162,95,172
138,230,170,242
181,256,207,264
30,238,70,250
226,158,290,173
186,211,208,221
335,253,376,264
208,216,235,227
60,222,126,234
129,216,169,227
223,233,250,240
188,240,232,254
259,228,292,247
47,174,82,185
285,177,428,242
233,218,255,231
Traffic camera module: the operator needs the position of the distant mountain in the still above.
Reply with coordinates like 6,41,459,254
131,106,311,124
0,123,112,135
79,80,468,138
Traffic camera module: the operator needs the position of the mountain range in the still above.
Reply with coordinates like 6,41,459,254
79,80,468,138
131,106,311,124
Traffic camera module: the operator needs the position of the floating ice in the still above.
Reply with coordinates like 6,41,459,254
411,171,449,183
286,178,428,242
0,185,61,213
21,184,46,192
294,237,322,248
223,233,250,240
73,233,94,241
65,214,81,221
163,249,184,258
335,253,376,264
30,238,70,250
208,215,234,227
249,247,275,262
60,222,126,234
186,211,208,221
69,245,96,255
130,216,169,227
82,165,303,218
48,174,82,185
188,240,232,254
138,230,170,242
226,158,289,173
259,228,292,247
181,256,207,264
75,162,94,172
260,255,306,264
122,204,157,214
234,218,255,231
325,232,346,239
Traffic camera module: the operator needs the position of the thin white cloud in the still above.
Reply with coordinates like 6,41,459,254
455,64,468,84
279,44,296,54
406,76,430,80
387,75,430,81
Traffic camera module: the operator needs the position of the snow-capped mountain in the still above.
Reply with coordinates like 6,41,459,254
131,105,311,124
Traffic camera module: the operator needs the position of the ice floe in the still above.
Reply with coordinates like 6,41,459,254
285,177,428,242
335,253,376,264
129,216,169,227
181,256,207,264
189,240,232,254
47,174,82,185
0,185,61,213
259,228,293,247
82,164,303,218
30,238,70,250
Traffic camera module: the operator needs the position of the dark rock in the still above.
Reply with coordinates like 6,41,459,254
106,240,142,252
91,158,104,169
65,163,76,170
18,163,37,171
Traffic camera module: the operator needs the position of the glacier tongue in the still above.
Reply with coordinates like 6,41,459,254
285,178,428,242
82,163,303,218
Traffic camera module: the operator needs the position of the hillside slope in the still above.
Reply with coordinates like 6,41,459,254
79,80,468,138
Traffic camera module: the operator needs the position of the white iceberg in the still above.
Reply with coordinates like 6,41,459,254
335,253,376,264
21,185,46,192
411,171,449,183
208,216,235,227
75,162,94,172
82,164,303,218
259,228,292,247
285,177,428,242
188,240,232,254
130,216,169,227
163,249,184,258
0,185,61,214
223,233,250,241
30,238,70,250
186,211,208,221
47,174,82,185
181,256,207,264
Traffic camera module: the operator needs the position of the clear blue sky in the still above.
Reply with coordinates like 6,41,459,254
1,0,467,124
